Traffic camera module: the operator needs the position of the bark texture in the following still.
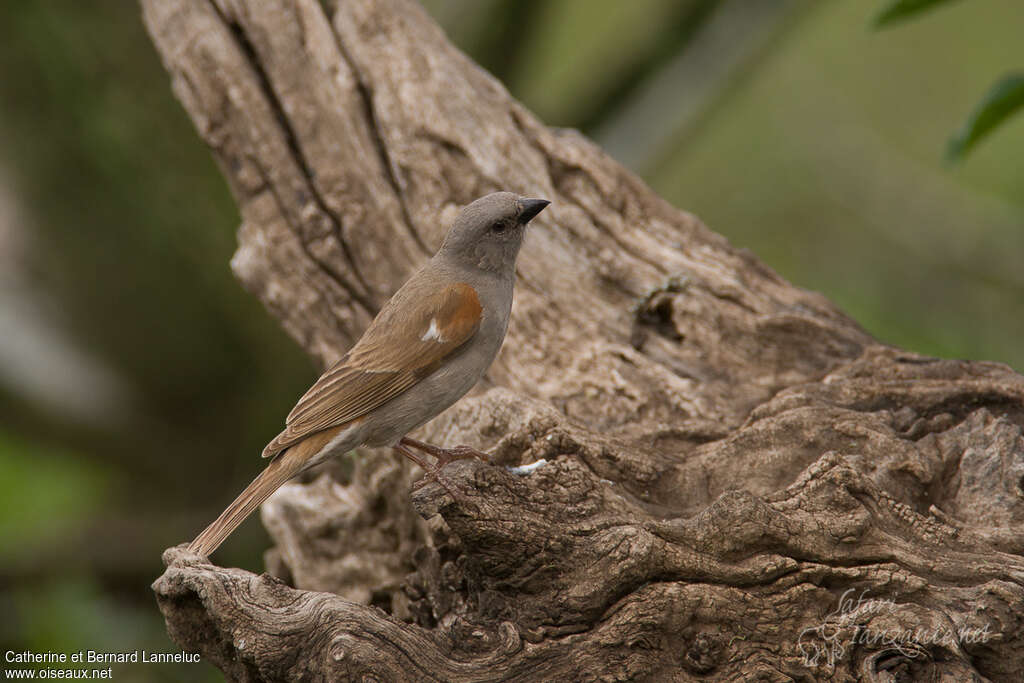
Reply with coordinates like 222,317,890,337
143,0,1024,680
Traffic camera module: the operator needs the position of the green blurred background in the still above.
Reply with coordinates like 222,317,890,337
1,0,1021,679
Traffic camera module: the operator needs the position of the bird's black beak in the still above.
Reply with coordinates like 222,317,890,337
518,198,550,225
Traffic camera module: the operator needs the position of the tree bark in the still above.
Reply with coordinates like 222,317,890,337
142,0,1024,680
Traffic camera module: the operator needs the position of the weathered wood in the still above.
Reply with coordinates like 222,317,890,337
143,0,1024,679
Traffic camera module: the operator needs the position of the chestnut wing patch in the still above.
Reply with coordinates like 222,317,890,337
261,282,482,458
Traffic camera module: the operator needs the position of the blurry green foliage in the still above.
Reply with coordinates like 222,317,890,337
0,0,314,545
873,0,1023,161
5,576,220,681
0,430,109,561
0,2,312,679
873,0,961,27
651,0,1024,370
947,73,1024,161
507,0,715,129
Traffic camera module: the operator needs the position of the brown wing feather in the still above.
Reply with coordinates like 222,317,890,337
261,282,482,458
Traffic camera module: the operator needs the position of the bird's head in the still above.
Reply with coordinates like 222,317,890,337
438,192,549,274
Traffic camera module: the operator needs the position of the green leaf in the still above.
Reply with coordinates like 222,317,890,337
872,0,961,28
0,431,109,560
946,73,1024,162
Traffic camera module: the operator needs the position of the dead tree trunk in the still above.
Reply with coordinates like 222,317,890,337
142,0,1024,680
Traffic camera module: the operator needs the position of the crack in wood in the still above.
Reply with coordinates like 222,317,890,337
214,2,379,314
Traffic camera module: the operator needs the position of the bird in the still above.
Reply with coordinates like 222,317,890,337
188,192,550,557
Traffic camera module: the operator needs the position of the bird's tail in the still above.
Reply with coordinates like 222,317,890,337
188,448,307,558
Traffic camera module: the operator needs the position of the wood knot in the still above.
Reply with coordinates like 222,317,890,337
630,275,689,349
681,631,722,674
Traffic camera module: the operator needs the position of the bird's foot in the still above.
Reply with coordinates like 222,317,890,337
393,442,467,502
399,436,490,465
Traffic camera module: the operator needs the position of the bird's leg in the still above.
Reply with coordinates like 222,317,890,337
399,436,490,465
392,442,431,470
393,442,465,501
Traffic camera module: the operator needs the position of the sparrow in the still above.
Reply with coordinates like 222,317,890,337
188,192,550,557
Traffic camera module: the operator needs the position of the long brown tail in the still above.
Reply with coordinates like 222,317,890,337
188,448,307,558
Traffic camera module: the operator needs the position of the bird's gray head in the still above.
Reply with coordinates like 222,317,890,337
438,192,549,274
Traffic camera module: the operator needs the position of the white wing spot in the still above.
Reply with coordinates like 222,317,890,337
421,318,445,343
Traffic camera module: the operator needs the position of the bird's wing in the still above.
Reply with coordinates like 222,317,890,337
261,282,483,458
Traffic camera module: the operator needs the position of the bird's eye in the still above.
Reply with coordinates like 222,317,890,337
491,221,508,234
